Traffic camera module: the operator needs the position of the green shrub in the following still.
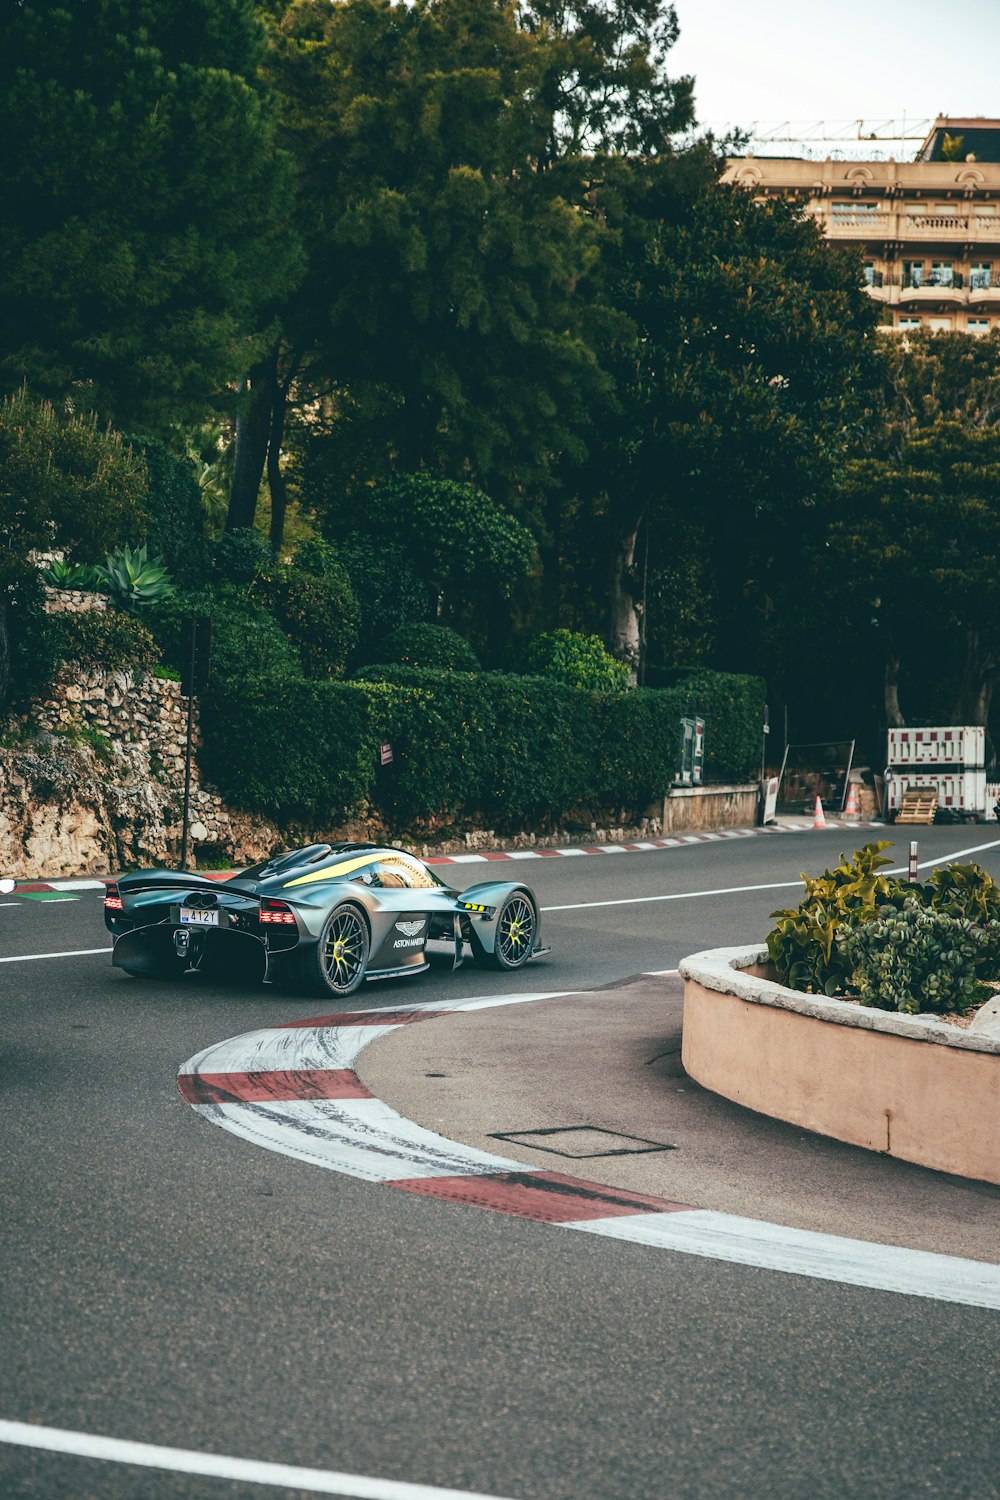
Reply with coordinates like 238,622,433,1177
203,661,764,830
39,559,103,591
373,624,481,672
337,539,434,661
840,898,998,1015
522,630,630,692
212,529,278,591
97,543,176,608
126,437,207,588
146,585,301,686
201,677,385,824
275,562,359,678
766,843,904,995
57,609,158,674
4,569,63,708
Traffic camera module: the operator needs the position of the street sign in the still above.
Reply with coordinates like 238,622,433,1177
380,741,394,766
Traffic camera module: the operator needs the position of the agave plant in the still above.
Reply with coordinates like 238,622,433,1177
97,543,176,608
39,557,103,591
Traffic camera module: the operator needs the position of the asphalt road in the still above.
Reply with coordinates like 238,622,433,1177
2,825,999,1499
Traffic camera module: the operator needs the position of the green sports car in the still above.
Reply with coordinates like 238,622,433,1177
104,841,549,995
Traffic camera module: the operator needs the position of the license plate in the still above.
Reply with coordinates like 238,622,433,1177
180,908,219,926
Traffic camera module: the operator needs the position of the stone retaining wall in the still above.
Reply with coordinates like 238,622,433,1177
2,664,279,877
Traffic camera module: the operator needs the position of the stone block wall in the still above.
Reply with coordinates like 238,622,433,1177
1,665,279,878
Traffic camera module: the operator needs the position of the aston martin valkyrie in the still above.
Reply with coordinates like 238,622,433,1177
104,842,549,995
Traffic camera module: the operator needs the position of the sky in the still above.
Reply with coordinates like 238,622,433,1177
668,0,1000,157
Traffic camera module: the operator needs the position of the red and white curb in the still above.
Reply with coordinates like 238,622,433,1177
178,993,1000,1311
6,820,887,892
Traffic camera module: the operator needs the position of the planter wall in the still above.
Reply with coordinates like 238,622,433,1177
679,946,1000,1186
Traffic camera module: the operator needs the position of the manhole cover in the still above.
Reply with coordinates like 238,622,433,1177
489,1126,675,1158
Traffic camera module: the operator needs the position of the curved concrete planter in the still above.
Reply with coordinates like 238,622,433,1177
679,946,1000,1186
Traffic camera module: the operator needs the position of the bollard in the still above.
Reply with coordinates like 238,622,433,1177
908,840,919,883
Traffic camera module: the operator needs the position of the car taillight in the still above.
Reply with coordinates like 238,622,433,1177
104,882,123,912
259,898,296,926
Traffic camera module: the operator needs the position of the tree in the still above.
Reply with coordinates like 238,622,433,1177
0,390,149,702
821,419,1000,728
227,0,695,545
564,160,882,670
0,0,300,434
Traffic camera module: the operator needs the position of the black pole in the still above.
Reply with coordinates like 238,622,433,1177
179,620,197,870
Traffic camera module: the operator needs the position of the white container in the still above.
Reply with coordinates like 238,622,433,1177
887,726,985,768
886,768,987,816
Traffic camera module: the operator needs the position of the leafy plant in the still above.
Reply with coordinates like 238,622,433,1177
521,630,630,692
925,862,1000,924
766,842,905,995
57,610,158,674
275,561,359,679
372,624,481,673
840,898,998,1015
97,544,175,608
38,558,103,591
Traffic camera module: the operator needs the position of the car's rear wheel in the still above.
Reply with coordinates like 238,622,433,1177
303,903,370,996
477,891,538,970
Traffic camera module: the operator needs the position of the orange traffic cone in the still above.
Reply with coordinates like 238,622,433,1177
812,795,827,829
844,782,859,818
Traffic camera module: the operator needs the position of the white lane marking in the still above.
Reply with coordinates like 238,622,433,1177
887,836,1000,875
0,947,112,963
566,1211,1000,1311
643,969,680,976
0,1419,517,1500
47,879,107,891
542,880,802,913
0,903,19,907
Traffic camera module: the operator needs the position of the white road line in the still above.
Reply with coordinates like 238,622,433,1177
542,880,802,912
0,1420,518,1500
568,1212,1000,1311
888,836,1000,875
0,947,112,963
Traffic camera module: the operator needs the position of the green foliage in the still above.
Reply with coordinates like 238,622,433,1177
0,389,148,570
0,0,300,433
39,559,103,591
56,609,157,675
201,676,380,825
840,899,997,1015
212,528,278,589
147,584,301,687
766,843,903,995
337,539,435,663
202,660,764,828
373,624,481,673
97,543,175,609
126,438,207,589
672,671,765,784
522,630,629,691
4,567,62,708
274,563,359,679
925,861,1000,925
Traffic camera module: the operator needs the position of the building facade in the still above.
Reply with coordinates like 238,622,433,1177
723,117,1000,334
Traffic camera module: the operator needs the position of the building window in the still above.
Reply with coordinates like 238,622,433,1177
903,260,923,288
832,201,878,222
968,318,991,335
863,262,876,286
928,317,953,331
929,262,954,286
898,317,922,329
971,263,992,289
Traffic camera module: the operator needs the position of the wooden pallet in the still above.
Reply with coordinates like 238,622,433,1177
896,789,938,825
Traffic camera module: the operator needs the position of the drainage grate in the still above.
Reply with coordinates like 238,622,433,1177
489,1126,675,1159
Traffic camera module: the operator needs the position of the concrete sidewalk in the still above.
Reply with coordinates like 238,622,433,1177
358,976,1000,1266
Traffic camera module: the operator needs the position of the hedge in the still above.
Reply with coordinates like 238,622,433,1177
200,666,764,832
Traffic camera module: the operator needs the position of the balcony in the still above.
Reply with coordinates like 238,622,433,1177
823,210,891,237
903,212,1000,242
897,271,965,305
968,272,1000,305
